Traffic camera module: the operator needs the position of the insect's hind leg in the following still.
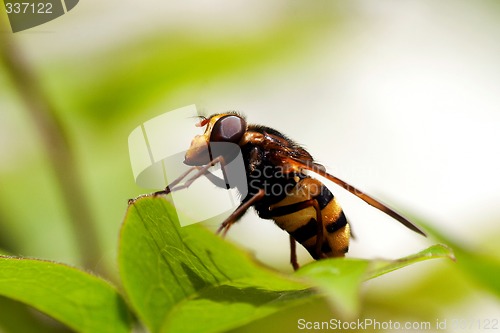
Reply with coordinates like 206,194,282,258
289,235,299,271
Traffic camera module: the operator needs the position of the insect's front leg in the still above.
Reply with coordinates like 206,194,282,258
157,155,227,195
128,156,226,204
127,167,199,204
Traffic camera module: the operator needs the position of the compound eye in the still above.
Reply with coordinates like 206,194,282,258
210,115,247,143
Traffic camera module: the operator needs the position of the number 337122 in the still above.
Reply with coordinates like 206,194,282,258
5,2,53,14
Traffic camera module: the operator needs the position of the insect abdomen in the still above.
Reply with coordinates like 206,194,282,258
269,177,350,259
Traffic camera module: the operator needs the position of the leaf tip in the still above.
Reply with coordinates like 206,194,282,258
432,244,456,262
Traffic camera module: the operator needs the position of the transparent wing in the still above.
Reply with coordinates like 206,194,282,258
284,157,426,237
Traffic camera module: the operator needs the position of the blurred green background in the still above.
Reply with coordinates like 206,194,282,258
1,1,500,332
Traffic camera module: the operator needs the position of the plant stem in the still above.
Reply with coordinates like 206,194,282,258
0,28,103,274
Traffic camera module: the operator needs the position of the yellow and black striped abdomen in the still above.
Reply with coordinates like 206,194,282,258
269,177,350,259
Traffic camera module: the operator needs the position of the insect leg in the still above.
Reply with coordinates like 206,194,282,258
128,156,228,204
289,235,299,271
268,199,327,260
311,200,326,259
156,166,200,194
155,156,226,196
216,189,265,237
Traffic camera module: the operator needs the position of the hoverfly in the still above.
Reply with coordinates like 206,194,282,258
133,112,426,270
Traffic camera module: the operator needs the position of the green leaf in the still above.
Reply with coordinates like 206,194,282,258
294,244,454,318
119,197,453,333
0,295,70,333
365,244,455,280
0,256,132,333
119,197,311,333
294,259,369,318
410,217,500,297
